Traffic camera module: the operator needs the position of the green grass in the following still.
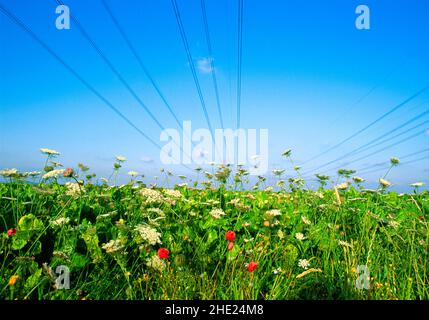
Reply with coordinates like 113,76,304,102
0,154,428,300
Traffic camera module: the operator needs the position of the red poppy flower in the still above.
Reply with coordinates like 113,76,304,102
247,261,258,272
420,215,425,221
7,228,16,237
157,248,170,259
227,241,234,251
225,231,236,242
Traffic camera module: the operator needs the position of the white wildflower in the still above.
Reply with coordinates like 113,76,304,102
128,171,138,176
25,171,41,177
336,182,349,190
116,155,126,162
51,217,70,227
295,232,306,241
379,178,392,187
272,267,283,274
277,230,284,239
266,209,281,217
353,176,365,183
140,188,164,204
134,224,162,245
42,169,65,179
272,169,285,176
102,239,125,254
163,189,182,199
301,216,311,225
298,259,310,270
0,168,18,177
388,220,399,229
65,182,82,196
96,211,117,221
40,148,60,156
410,182,425,188
209,208,226,219
146,255,166,272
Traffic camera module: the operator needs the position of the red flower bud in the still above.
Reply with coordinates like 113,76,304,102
7,228,16,237
157,248,170,259
225,231,236,242
63,168,74,178
247,261,258,272
227,241,234,251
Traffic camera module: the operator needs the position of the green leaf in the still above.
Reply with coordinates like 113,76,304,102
18,214,44,232
29,240,42,255
24,268,42,292
71,252,90,270
226,243,240,262
81,226,103,263
12,237,27,250
206,229,218,245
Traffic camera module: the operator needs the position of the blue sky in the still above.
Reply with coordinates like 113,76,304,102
1,0,428,189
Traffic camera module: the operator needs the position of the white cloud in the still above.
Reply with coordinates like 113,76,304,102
196,57,213,74
141,156,154,163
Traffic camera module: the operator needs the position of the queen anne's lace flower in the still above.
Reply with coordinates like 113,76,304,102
42,169,65,179
65,182,82,196
140,188,164,204
295,232,306,241
135,224,162,245
40,148,60,155
147,208,165,216
266,209,281,217
0,168,18,177
146,255,165,272
298,259,310,270
163,189,182,199
209,208,226,219
51,217,70,227
102,240,125,254
301,216,311,225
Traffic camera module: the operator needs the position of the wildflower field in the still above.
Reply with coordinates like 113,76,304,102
0,150,428,300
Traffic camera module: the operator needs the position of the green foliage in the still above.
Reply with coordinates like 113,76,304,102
0,181,428,300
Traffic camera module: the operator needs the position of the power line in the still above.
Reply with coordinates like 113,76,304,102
301,84,429,165
326,84,379,128
358,147,429,175
349,105,429,155
0,3,160,149
303,106,429,175
101,0,183,130
200,0,224,131
321,128,428,174
171,0,214,135
359,153,429,176
348,118,429,158
236,0,243,129
0,3,194,172
55,0,165,131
